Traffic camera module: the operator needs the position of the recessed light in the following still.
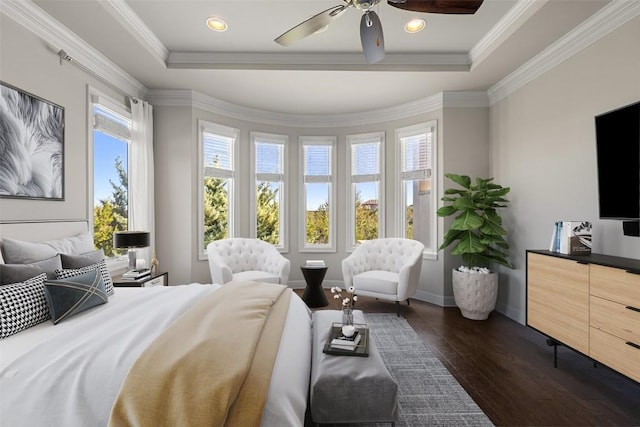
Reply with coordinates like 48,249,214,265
206,16,228,32
404,18,426,33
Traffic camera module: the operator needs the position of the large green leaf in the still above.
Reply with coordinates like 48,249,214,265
452,210,484,231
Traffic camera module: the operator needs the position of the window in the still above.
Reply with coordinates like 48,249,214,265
347,132,384,250
300,136,336,252
250,132,288,251
396,121,437,257
199,121,238,258
91,93,132,258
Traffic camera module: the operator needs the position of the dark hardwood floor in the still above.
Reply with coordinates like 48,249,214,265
295,289,640,426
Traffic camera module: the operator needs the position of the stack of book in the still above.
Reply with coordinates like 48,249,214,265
305,260,326,267
120,269,151,281
330,330,362,351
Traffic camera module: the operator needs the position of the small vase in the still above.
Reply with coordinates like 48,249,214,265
342,307,354,326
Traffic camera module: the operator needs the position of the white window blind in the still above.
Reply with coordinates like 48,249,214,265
351,140,380,183
93,104,131,142
203,131,234,179
400,129,432,181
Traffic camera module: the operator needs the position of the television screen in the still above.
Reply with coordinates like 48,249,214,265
595,101,640,219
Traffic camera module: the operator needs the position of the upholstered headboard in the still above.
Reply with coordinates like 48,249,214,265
0,220,89,243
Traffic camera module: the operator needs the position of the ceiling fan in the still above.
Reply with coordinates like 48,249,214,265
274,0,484,64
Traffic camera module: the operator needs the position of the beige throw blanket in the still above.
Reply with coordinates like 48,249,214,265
109,281,291,427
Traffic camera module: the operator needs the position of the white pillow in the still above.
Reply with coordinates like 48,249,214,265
0,232,94,264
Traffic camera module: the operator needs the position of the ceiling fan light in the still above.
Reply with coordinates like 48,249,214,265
405,18,426,33
206,17,228,32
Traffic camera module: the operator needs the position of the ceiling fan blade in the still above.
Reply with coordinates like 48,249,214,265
387,0,484,14
275,4,348,46
360,11,385,64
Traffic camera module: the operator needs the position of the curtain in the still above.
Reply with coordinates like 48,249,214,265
129,98,155,267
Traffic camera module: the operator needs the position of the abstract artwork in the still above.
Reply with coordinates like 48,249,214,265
0,81,64,200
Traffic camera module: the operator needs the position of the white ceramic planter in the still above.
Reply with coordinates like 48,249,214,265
452,269,498,320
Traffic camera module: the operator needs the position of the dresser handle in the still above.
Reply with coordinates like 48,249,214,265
625,306,640,313
626,341,640,350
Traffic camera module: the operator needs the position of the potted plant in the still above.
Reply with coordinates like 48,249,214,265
437,173,513,320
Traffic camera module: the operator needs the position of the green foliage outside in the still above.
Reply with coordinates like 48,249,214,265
306,202,329,244
256,181,280,244
406,205,414,239
93,157,128,256
203,176,228,246
354,192,378,242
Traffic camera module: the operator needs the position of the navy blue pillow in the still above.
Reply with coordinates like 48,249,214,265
44,269,108,324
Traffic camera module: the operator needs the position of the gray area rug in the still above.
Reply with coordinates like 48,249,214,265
358,313,495,427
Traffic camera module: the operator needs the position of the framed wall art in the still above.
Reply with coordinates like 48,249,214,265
0,81,65,200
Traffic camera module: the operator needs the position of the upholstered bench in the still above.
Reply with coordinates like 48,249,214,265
310,310,398,426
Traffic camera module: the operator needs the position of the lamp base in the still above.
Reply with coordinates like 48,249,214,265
128,249,137,271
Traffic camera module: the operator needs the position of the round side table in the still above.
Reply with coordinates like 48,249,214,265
300,265,329,308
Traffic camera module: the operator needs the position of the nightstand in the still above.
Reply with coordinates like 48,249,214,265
112,271,169,288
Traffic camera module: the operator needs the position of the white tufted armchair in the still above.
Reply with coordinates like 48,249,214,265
206,238,290,286
342,238,424,316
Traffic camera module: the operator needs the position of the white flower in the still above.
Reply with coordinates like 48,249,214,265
334,294,340,300
353,295,358,302
343,297,350,305
348,286,355,293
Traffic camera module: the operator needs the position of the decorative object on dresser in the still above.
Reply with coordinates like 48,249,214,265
437,173,513,320
0,81,65,200
549,220,592,255
526,250,640,383
113,231,150,272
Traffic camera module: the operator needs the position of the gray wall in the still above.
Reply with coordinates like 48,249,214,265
490,16,640,323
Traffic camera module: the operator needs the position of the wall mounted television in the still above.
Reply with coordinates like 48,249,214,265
594,101,640,228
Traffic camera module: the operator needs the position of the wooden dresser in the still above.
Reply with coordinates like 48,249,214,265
526,250,640,383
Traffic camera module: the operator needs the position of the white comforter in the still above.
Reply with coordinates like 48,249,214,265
0,284,312,427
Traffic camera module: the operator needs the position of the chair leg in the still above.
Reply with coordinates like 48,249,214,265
395,301,400,317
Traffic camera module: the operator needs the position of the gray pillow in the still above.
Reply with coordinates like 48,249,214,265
0,255,62,285
1,232,94,264
44,269,108,324
55,259,114,296
60,249,105,269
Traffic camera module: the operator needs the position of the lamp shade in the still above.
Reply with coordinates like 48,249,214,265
113,231,150,249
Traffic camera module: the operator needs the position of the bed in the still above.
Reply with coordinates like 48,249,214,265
0,220,312,426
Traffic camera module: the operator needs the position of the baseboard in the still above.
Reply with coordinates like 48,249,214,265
495,301,524,324
412,289,456,307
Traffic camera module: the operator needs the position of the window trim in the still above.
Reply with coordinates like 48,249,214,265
299,136,337,253
198,120,239,260
346,131,385,252
88,87,132,271
249,131,289,253
395,121,438,260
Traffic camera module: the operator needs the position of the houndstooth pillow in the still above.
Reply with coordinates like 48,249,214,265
55,259,114,296
0,273,50,338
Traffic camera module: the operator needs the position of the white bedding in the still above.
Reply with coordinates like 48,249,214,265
0,283,312,427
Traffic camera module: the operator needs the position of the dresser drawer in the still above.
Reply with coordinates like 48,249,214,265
143,275,166,287
590,327,640,383
590,295,640,344
590,264,640,305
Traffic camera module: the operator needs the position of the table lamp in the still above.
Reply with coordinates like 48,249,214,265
113,231,150,271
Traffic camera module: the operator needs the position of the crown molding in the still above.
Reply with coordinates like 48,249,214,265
148,89,488,128
101,0,169,67
442,91,490,108
167,52,470,71
2,0,147,98
488,0,640,105
469,0,547,69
